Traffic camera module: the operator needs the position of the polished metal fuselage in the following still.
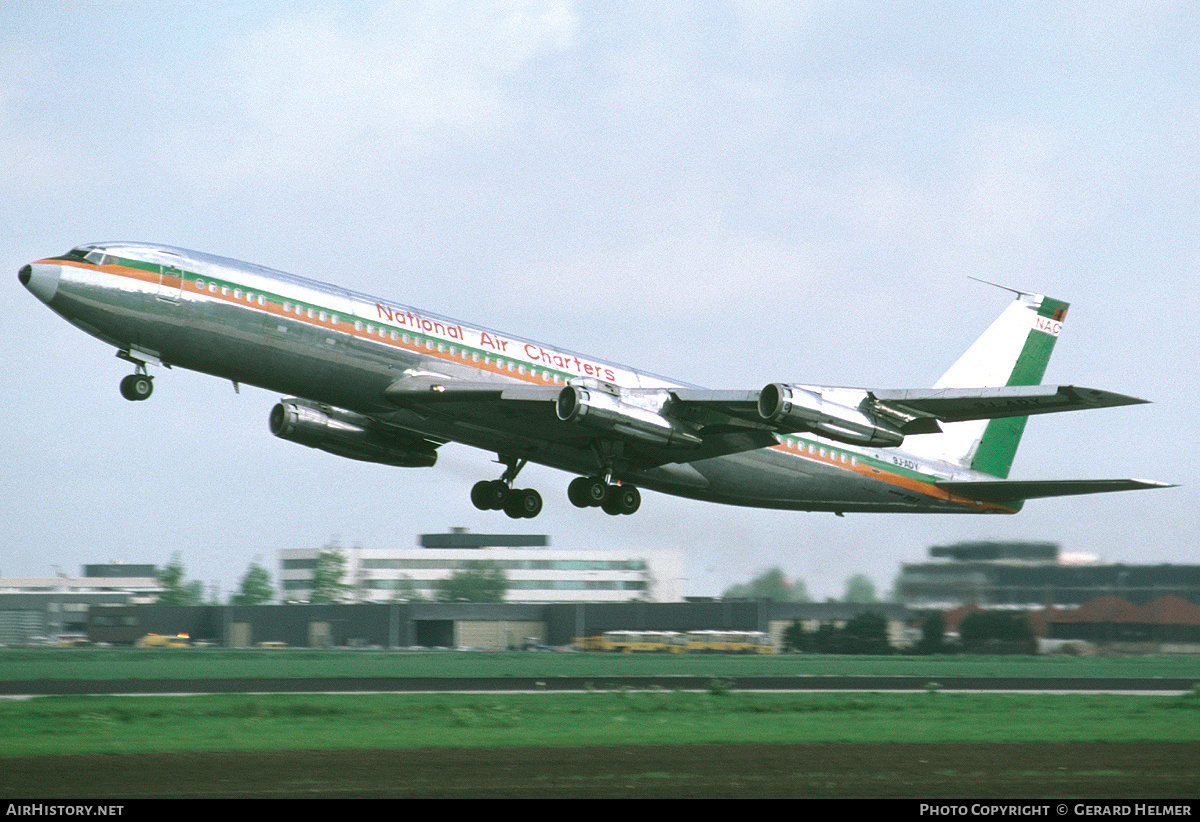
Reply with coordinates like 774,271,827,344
24,243,1004,514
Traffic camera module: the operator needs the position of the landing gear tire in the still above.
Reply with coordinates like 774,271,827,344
570,477,640,515
602,484,641,516
119,374,153,401
504,488,543,519
473,478,542,518
569,476,607,508
471,479,509,511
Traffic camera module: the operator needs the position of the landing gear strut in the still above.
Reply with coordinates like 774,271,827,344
117,351,154,401
471,456,543,519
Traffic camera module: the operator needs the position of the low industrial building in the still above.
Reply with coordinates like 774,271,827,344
1042,595,1200,651
83,598,912,650
0,564,161,644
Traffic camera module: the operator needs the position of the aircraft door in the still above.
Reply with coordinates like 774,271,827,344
156,253,185,303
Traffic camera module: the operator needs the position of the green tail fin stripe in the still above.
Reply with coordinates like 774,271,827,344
970,297,1068,478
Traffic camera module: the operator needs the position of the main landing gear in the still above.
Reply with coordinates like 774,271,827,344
470,456,643,518
568,476,641,516
471,458,543,519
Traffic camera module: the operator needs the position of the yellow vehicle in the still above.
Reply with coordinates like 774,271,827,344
574,629,773,654
572,634,606,652
747,631,777,654
685,630,776,654
135,632,191,648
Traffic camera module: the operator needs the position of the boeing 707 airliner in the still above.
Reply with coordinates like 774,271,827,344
19,243,1170,518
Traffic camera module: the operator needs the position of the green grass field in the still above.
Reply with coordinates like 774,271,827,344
3,648,1196,760
2,646,1197,681
2,690,1197,757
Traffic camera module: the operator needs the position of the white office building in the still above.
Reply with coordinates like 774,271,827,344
281,529,684,603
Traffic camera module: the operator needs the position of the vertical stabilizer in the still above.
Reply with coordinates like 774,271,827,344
904,288,1069,477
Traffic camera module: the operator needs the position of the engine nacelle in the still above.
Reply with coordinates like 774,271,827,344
556,385,702,448
269,399,438,467
757,383,905,448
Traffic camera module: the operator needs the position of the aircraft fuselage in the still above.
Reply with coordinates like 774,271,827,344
21,242,1124,517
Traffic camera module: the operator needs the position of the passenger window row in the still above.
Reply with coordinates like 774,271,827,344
192,277,574,386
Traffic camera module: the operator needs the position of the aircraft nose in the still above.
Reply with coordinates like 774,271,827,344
19,262,61,303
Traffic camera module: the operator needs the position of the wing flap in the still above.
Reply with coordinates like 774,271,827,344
385,375,561,404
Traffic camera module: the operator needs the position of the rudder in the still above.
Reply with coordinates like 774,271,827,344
905,288,1069,477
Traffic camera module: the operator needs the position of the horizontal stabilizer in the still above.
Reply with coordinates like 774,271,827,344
869,385,1148,424
938,478,1175,502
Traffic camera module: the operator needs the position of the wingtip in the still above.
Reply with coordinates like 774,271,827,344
1064,386,1152,408
1130,479,1179,490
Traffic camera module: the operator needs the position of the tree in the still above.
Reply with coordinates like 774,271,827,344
391,574,425,602
155,553,203,606
722,567,810,602
231,561,274,605
915,611,949,654
782,619,811,653
842,573,878,604
811,621,842,653
785,613,893,654
840,611,892,654
434,560,508,603
959,610,1033,652
309,543,351,604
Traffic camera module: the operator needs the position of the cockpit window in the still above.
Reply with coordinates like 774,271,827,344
85,250,106,265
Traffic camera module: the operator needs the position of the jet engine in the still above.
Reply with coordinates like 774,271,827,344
269,399,438,467
757,383,905,448
556,385,702,448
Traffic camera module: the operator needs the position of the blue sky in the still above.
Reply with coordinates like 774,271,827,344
3,2,1194,600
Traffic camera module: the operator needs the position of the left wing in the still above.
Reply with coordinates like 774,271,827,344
382,373,778,467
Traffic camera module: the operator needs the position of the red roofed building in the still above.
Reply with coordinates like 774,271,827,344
1044,595,1200,645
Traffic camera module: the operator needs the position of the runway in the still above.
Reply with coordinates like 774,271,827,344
3,674,1195,696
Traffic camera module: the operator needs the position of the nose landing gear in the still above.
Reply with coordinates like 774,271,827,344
117,350,156,401
119,371,154,401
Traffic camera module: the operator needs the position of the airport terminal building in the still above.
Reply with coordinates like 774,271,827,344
280,529,685,604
